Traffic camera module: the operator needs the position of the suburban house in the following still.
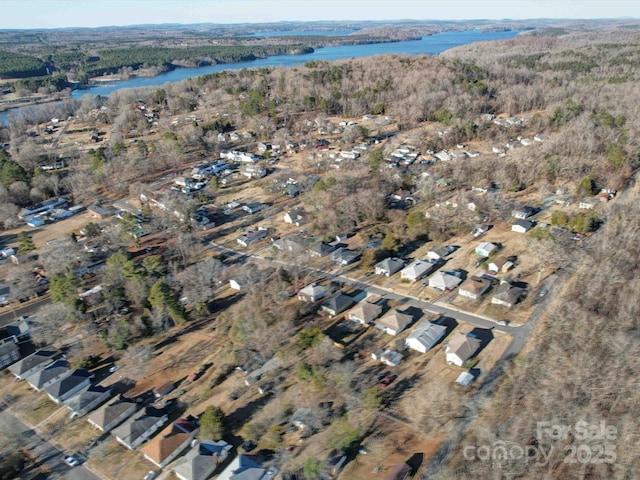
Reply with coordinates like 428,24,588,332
240,164,267,179
400,259,438,281
376,310,414,336
272,234,306,253
87,396,138,433
512,205,537,219
445,332,482,366
470,224,490,238
458,276,492,300
242,202,264,214
26,359,70,392
45,369,93,403
347,300,383,325
491,282,525,308
475,242,497,257
229,266,263,291
217,454,267,480
142,419,199,468
488,256,514,274
236,228,268,247
429,271,462,291
405,320,448,353
307,242,336,258
87,204,115,219
4,316,32,341
173,440,233,480
8,349,60,380
0,341,20,369
372,349,403,367
331,247,361,266
512,219,534,233
427,246,453,261
65,385,113,419
297,283,328,303
321,292,355,316
374,257,405,277
283,208,306,226
112,406,169,450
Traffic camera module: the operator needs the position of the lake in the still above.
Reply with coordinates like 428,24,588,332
1,29,518,124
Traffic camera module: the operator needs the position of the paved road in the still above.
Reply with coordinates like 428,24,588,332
0,401,100,480
0,295,51,327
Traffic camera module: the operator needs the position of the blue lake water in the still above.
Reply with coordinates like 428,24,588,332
1,29,518,124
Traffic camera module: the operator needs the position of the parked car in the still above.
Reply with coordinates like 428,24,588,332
63,454,81,467
108,365,120,373
496,319,510,326
379,375,397,388
142,471,157,480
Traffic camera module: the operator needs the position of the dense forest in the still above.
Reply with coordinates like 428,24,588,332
1,25,640,480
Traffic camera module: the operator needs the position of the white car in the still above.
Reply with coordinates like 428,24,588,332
108,365,121,373
63,455,81,467
142,471,157,480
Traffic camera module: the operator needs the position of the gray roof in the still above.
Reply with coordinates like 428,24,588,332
65,384,112,412
322,292,354,315
173,440,232,480
218,454,266,480
112,406,167,447
26,359,69,389
406,321,448,352
88,397,138,430
375,257,404,274
8,349,59,377
45,369,92,399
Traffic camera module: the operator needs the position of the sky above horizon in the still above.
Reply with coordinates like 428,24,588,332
2,0,639,29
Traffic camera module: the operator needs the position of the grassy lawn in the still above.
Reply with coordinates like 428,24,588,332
88,438,154,480
47,416,102,452
15,392,61,426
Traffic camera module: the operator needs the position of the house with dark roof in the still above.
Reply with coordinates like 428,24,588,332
491,282,525,308
8,349,60,380
112,406,168,450
331,247,361,266
65,385,112,419
0,341,20,369
173,440,232,480
26,359,70,392
217,454,267,480
512,219,534,233
46,369,93,403
142,419,199,468
307,242,335,258
87,396,139,433
321,292,355,316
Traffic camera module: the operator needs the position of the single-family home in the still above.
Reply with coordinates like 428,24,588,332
0,341,20,369
307,242,335,258
512,219,534,233
374,257,405,277
400,259,437,281
429,271,462,291
87,204,115,219
445,332,482,366
427,246,452,261
331,247,361,266
112,406,168,450
491,282,525,308
371,349,403,367
297,283,328,303
376,310,413,336
321,293,355,316
8,349,60,380
142,420,199,468
242,202,264,214
347,301,383,325
229,266,263,291
87,396,138,433
283,208,306,226
217,454,266,480
26,359,70,392
237,228,268,247
488,256,514,274
173,440,233,480
405,320,448,353
470,224,490,238
475,242,497,257
240,165,267,179
4,316,32,340
45,369,93,404
273,234,306,253
65,385,113,419
512,206,537,219
458,276,492,300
